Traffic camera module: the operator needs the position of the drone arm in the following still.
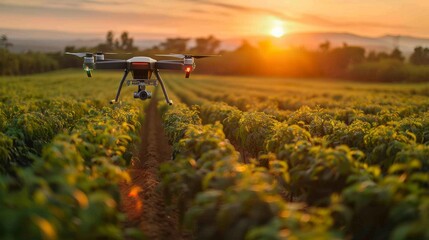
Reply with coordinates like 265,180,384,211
154,70,173,105
155,61,183,70
95,60,128,69
110,69,129,104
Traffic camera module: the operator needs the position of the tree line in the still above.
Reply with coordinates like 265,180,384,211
1,31,429,82
0,35,58,75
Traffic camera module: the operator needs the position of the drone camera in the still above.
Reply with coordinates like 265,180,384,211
134,90,152,100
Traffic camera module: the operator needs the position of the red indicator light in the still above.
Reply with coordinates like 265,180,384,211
185,67,191,72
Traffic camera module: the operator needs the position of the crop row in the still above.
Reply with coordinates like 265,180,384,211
158,102,336,239
0,99,93,173
165,73,429,121
159,102,429,240
0,103,143,240
199,102,429,172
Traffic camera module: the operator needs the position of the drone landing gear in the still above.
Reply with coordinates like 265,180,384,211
110,69,173,105
110,69,129,104
154,70,173,105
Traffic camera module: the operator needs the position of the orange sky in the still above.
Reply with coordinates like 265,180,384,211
0,0,428,39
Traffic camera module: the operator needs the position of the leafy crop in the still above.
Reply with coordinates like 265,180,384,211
0,71,143,239
159,103,338,239
3,70,429,239
163,73,429,239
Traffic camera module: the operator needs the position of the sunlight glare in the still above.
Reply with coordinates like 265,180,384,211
271,26,285,38
270,20,286,38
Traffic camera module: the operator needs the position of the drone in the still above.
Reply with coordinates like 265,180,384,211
65,52,218,105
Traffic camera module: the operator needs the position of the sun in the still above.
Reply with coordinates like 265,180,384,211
270,26,285,38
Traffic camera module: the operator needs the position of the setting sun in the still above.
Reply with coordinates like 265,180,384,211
269,19,286,38
270,26,285,38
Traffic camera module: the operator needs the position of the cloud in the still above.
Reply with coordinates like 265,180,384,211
84,0,134,5
185,0,410,30
0,2,175,21
44,0,135,8
186,0,296,20
298,13,410,30
189,7,231,17
0,2,227,38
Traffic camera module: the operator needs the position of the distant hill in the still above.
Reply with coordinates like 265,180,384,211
224,32,429,56
3,28,429,56
9,38,160,53
280,32,429,55
1,28,162,53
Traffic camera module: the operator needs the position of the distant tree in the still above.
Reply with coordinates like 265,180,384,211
390,48,404,62
376,52,390,60
235,40,256,52
367,51,378,61
410,46,429,65
114,39,120,50
331,45,365,66
64,46,76,53
191,35,220,54
0,35,13,49
96,31,115,52
227,40,261,75
0,48,19,74
95,31,137,52
106,31,114,49
0,49,58,75
319,41,330,52
319,44,365,76
159,38,190,52
258,40,273,51
120,31,137,52
146,45,160,52
367,49,403,62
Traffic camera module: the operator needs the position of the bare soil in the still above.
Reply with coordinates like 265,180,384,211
119,97,184,239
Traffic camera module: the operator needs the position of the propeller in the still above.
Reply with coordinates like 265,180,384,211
155,53,220,59
97,52,132,55
65,52,90,58
65,52,131,57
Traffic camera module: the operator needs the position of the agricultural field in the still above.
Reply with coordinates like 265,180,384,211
2,69,429,240
160,73,429,239
0,70,146,239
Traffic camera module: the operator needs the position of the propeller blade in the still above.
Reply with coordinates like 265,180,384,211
155,53,220,59
96,52,112,55
65,52,89,58
66,52,132,57
103,52,133,55
155,54,185,58
96,52,132,55
191,55,221,59
156,60,183,63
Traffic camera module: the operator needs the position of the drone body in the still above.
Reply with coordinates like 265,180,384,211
66,52,217,105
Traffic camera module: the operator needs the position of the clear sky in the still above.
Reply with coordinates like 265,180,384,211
0,0,428,39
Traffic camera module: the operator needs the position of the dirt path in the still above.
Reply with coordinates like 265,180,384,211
119,97,182,239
